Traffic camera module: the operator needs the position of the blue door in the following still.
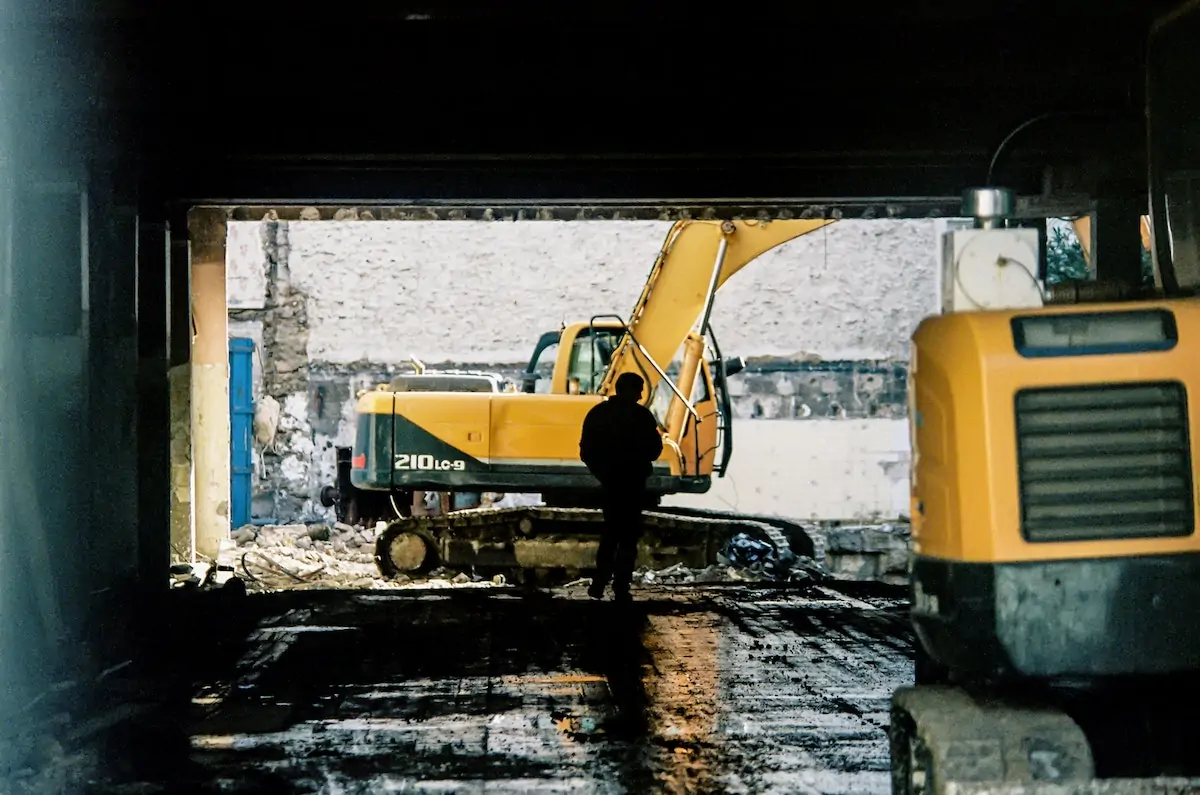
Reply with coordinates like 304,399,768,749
229,337,255,529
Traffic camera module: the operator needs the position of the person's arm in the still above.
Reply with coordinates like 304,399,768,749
579,408,599,465
642,409,664,461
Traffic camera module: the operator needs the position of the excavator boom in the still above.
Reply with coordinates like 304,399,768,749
597,218,833,398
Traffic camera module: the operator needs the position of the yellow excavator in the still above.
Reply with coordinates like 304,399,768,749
889,1,1200,790
323,217,834,576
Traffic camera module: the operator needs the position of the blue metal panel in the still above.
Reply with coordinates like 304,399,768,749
229,337,256,530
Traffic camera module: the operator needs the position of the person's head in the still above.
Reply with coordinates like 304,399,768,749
614,372,644,401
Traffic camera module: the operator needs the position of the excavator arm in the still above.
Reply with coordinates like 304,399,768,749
596,218,834,401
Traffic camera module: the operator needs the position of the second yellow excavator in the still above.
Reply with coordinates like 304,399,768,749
322,218,834,576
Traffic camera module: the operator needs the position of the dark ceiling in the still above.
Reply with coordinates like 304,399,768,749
3,0,1186,205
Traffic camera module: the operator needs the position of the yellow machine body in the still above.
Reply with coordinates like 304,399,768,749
908,298,1200,679
347,218,833,502
349,323,721,496
910,299,1199,564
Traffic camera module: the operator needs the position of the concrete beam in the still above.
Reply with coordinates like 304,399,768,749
224,201,962,223
187,207,231,560
220,195,1099,224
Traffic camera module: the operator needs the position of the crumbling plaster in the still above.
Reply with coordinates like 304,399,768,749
279,220,938,364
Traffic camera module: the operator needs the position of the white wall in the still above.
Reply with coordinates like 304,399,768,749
662,419,911,520
265,219,940,364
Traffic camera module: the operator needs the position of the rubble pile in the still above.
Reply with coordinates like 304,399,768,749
633,562,776,585
225,522,384,592
218,522,510,593
211,522,833,594
630,538,826,587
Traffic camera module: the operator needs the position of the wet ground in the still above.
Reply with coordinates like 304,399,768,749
167,580,913,794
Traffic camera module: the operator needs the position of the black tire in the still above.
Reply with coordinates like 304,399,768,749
319,485,339,509
374,522,438,578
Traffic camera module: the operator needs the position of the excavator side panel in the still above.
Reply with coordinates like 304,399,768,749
488,393,601,489
489,393,682,491
389,392,493,489
912,299,1200,566
350,389,687,495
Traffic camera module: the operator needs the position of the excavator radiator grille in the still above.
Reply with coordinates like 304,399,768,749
1014,381,1195,542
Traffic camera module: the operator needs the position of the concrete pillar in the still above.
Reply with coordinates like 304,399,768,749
168,214,192,561
138,209,172,580
188,207,231,560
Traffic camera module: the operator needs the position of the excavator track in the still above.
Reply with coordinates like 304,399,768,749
373,504,820,580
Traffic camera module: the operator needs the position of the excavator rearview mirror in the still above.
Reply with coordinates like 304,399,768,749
723,356,745,378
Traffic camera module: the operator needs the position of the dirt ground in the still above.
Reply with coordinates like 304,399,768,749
18,579,912,794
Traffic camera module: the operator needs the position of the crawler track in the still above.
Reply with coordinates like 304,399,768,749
374,505,816,579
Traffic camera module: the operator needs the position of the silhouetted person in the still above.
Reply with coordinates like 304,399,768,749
579,372,664,601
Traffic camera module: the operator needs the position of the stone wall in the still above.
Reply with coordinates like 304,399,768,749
226,218,941,524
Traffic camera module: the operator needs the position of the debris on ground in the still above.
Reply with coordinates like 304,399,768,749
630,555,823,587
203,517,833,594
210,522,511,594
635,562,765,585
481,491,545,509
719,532,778,571
179,584,911,792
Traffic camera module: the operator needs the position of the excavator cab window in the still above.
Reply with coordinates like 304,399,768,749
521,330,562,393
567,328,621,394
524,342,558,394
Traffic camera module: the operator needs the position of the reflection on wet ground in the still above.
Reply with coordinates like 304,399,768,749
177,582,912,794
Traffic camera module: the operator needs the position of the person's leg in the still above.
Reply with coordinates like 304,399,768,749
611,488,645,599
590,487,620,598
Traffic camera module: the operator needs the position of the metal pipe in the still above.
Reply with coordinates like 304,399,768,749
696,236,729,334
634,340,701,422
962,187,1014,230
706,323,735,477
1044,279,1140,304
666,335,705,445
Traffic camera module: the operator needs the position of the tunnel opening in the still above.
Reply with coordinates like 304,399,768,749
0,3,1178,788
181,207,927,595
167,200,1112,598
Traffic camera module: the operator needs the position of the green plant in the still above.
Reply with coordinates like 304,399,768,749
1045,223,1156,287
1045,225,1090,284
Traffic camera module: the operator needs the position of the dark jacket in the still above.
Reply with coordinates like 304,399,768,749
579,395,664,487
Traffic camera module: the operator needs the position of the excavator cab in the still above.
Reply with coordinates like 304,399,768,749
519,313,741,481
564,324,623,395
519,325,626,395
